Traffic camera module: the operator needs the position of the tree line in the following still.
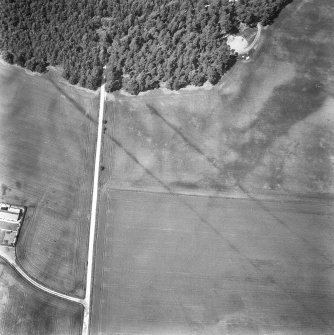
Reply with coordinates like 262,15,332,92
0,0,292,94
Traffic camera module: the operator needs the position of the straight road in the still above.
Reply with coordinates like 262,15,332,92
82,84,106,335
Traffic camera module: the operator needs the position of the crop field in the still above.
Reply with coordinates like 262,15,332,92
0,63,98,297
93,0,334,334
0,259,83,335
92,190,334,334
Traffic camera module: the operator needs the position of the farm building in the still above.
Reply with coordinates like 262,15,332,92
0,210,20,222
0,203,26,246
0,203,23,223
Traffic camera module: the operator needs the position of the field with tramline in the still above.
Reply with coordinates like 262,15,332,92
0,259,83,335
92,0,334,334
0,62,98,298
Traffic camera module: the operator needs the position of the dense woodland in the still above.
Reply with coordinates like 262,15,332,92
0,0,292,94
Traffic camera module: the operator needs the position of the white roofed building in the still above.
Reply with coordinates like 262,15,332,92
0,210,20,222
0,203,26,247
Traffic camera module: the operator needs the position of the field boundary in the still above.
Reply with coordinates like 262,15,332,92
105,183,334,204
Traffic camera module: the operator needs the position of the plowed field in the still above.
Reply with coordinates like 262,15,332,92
0,63,98,297
0,259,83,335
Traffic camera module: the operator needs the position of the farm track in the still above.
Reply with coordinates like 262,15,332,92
0,255,84,335
240,22,262,55
0,246,85,306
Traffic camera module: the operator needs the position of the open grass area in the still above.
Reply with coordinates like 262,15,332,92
93,0,334,334
0,259,83,335
0,63,98,297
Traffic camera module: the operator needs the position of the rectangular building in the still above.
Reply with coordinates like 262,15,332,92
0,203,26,247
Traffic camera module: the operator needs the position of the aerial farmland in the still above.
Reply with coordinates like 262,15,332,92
0,61,98,333
92,0,334,334
0,0,334,334
0,63,99,297
0,259,83,335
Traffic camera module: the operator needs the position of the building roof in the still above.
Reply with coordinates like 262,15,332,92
0,210,20,222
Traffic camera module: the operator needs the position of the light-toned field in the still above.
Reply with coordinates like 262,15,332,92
0,259,83,335
103,0,334,199
0,62,98,297
92,190,334,334
93,0,334,334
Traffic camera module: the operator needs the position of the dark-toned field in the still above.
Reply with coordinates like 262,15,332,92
0,63,98,297
0,259,83,335
92,0,334,334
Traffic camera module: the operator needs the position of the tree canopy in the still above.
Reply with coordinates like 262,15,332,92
0,0,292,94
